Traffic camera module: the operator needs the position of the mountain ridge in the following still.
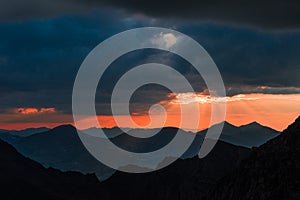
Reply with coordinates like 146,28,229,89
204,116,300,200
0,121,279,181
0,138,104,200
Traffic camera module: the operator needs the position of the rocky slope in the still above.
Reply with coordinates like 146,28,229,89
97,139,250,200
205,117,300,200
0,138,104,200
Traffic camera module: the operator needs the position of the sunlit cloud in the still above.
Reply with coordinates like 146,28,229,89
169,92,300,105
16,107,56,114
170,93,259,104
150,32,180,49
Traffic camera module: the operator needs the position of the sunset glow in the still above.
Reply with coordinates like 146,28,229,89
1,94,300,131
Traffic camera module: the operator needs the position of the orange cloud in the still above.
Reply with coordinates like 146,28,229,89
16,107,56,114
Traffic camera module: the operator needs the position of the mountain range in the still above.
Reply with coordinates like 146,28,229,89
0,125,115,181
0,127,50,137
0,137,107,200
0,131,250,199
0,121,279,181
0,118,299,199
204,117,300,199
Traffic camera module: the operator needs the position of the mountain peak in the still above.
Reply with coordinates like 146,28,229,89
223,121,237,127
205,116,300,200
282,115,300,132
293,115,300,125
52,124,76,131
248,121,261,125
240,121,262,128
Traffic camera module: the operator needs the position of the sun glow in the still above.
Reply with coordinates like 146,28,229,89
1,94,300,131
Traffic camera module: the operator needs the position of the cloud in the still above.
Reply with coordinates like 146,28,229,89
16,107,56,114
227,86,300,96
1,11,300,117
1,0,300,29
150,32,179,49
171,93,259,104
0,0,100,21
104,0,300,30
173,92,300,105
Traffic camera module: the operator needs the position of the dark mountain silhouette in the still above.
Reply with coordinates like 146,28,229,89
199,121,279,148
0,125,115,181
1,117,293,199
111,127,191,153
0,127,50,137
0,138,104,200
204,117,300,200
0,125,199,180
95,139,250,199
0,125,251,199
181,121,278,159
0,122,278,181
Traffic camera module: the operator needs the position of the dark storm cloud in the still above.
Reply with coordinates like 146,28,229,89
0,0,100,21
103,0,300,29
1,0,300,29
1,11,300,115
226,86,300,96
0,11,147,114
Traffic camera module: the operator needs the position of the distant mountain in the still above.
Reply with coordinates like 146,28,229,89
205,117,300,200
0,118,297,199
0,125,199,180
82,126,124,138
0,138,105,200
200,121,279,148
0,121,278,181
0,125,253,199
0,125,115,181
111,127,189,153
0,129,7,133
70,122,279,159
0,127,50,137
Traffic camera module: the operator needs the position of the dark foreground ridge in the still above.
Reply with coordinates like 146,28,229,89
204,116,300,200
0,135,250,199
98,140,250,200
1,117,297,200
0,138,103,200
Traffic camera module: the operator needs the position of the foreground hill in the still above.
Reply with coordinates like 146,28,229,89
205,117,300,199
1,117,296,199
0,138,103,200
0,133,250,199
0,125,115,181
96,139,250,199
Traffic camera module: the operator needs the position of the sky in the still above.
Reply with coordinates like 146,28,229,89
0,1,300,131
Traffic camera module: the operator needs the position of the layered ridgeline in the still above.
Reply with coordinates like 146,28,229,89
0,138,103,200
97,139,251,199
0,122,279,181
0,125,116,181
0,127,49,137
0,131,250,199
205,117,300,200
0,119,297,199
